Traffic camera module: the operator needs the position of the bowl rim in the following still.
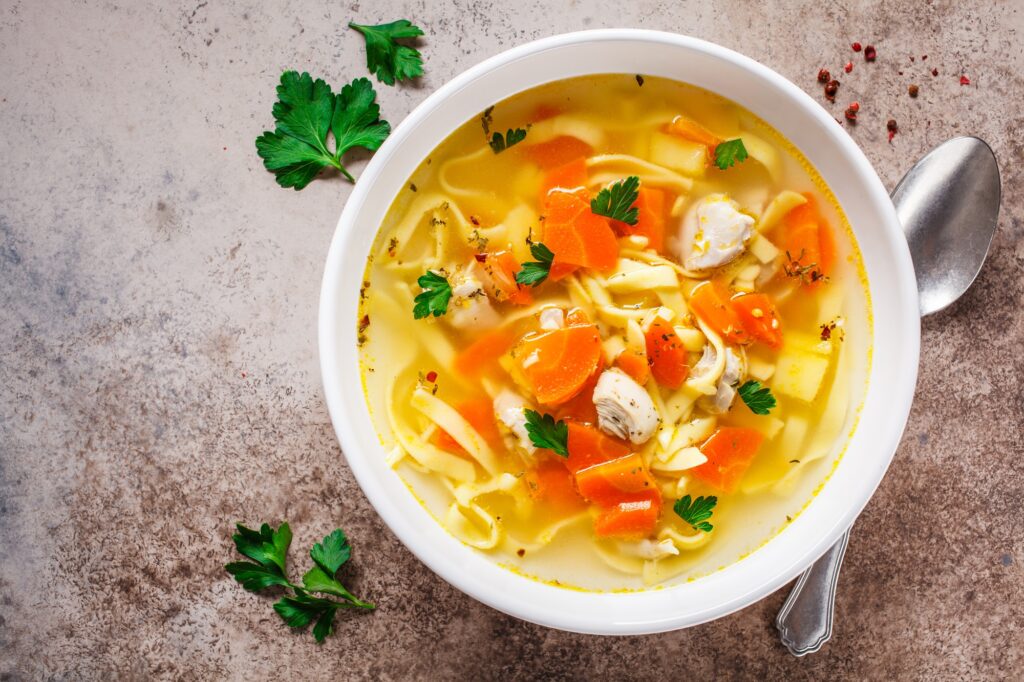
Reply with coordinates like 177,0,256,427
319,28,920,634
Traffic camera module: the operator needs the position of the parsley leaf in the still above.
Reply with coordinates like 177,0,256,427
515,242,555,286
255,72,391,189
489,128,528,153
713,138,748,170
349,20,424,86
225,522,374,643
591,176,640,225
738,380,777,415
413,271,452,319
673,495,718,533
524,409,569,457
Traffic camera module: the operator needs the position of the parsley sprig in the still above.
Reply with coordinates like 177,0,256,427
413,271,452,319
225,523,373,643
738,380,777,415
489,128,528,153
515,243,555,287
673,495,718,533
591,175,640,225
255,72,391,189
523,409,569,457
349,20,424,85
713,138,749,170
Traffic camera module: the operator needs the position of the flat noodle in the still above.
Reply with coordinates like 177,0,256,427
619,248,707,281
501,513,588,555
444,501,501,549
411,387,501,476
587,154,694,195
685,319,727,395
438,146,493,199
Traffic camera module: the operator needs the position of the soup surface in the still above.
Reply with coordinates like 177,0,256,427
358,75,870,590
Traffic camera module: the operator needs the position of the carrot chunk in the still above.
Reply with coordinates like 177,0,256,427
614,187,666,251
575,453,658,506
593,491,661,539
516,324,602,405
543,191,619,279
645,319,689,388
538,157,588,206
564,422,630,474
555,355,604,424
782,193,836,286
454,328,515,378
614,349,650,385
666,115,723,148
480,251,532,305
525,458,587,514
731,293,782,349
691,427,765,493
688,280,750,344
524,136,594,171
432,397,503,454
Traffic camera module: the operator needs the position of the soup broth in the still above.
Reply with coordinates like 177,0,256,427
358,75,870,590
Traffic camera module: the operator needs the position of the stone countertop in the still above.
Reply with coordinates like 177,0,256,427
1,1,1021,678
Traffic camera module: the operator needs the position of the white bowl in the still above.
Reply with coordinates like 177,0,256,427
319,29,919,634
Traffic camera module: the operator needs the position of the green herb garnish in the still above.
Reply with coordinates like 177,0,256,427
523,409,569,457
673,495,718,533
591,175,640,225
713,138,748,170
515,242,555,287
413,270,452,319
255,73,391,189
225,523,373,643
489,128,528,153
737,380,777,415
349,20,424,85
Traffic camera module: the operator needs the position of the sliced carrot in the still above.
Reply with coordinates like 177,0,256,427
615,349,650,385
543,191,619,279
480,251,532,305
564,422,630,474
432,397,503,454
666,115,723,148
781,193,836,287
525,457,587,514
538,156,588,206
731,293,782,349
645,319,689,388
593,491,662,539
575,453,657,507
565,307,591,326
614,187,666,251
530,103,562,123
691,427,765,493
454,328,515,378
523,135,594,171
817,214,837,277
555,355,604,424
688,280,750,344
515,324,602,405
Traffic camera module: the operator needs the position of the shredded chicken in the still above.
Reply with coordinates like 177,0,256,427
493,389,535,454
593,369,660,444
678,194,755,271
447,263,500,330
693,345,745,413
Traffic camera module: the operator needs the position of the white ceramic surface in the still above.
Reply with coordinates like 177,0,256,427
319,30,920,635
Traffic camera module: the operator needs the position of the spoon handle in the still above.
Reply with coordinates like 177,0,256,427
775,529,851,656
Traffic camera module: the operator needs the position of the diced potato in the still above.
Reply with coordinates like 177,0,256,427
602,335,626,364
746,355,776,382
649,131,707,178
656,289,688,318
739,131,782,183
674,326,705,352
776,413,810,461
784,331,833,356
504,204,538,262
729,405,785,440
748,232,781,263
772,348,830,402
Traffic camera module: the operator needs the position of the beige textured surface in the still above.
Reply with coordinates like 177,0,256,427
2,0,1022,678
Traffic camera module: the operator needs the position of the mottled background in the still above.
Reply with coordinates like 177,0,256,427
1,0,1022,679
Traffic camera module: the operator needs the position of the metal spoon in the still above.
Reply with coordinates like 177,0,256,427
776,136,1001,656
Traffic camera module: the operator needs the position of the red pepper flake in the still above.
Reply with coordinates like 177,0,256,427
817,68,831,83
887,119,898,142
852,42,862,52
470,214,481,226
241,371,247,378
844,61,853,73
910,55,916,62
921,55,927,60
932,68,939,77
474,253,488,263
960,75,971,86
908,84,919,97
425,370,438,383
358,314,371,333
864,45,877,62
825,79,840,101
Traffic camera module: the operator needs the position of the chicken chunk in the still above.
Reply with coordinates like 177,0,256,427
692,345,745,414
678,194,755,271
493,389,535,454
447,263,500,331
593,369,660,444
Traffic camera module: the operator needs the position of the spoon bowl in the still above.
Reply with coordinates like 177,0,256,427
892,136,1001,315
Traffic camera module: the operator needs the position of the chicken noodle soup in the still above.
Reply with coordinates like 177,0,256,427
358,75,870,590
